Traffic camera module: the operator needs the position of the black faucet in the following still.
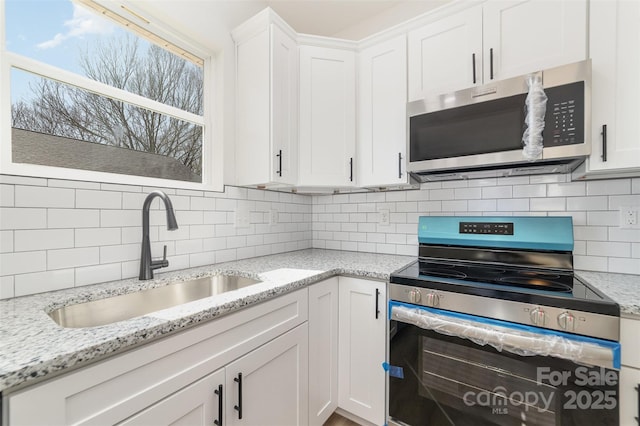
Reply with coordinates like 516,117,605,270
139,190,178,280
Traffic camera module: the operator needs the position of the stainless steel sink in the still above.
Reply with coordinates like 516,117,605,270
48,275,262,328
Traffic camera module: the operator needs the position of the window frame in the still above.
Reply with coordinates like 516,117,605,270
0,0,222,191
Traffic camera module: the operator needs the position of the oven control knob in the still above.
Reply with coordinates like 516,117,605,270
530,307,546,326
426,292,440,307
408,289,421,303
558,311,576,331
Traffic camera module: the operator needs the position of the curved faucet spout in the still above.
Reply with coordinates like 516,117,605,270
140,190,179,280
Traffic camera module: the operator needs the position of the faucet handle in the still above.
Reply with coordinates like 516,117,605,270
160,245,169,268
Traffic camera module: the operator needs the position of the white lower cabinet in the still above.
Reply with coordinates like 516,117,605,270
620,317,640,426
338,277,387,425
308,277,339,426
119,369,226,426
225,324,308,426
5,289,308,426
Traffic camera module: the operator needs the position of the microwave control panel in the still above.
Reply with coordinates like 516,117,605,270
544,81,585,147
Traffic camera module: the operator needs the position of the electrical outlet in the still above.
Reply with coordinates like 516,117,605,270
234,208,250,228
379,209,390,226
619,205,639,229
268,209,279,226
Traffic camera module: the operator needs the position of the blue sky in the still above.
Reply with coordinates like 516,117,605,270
5,0,122,101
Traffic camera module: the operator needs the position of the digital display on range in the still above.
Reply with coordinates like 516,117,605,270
459,222,514,235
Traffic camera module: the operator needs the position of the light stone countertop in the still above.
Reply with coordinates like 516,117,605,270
0,249,413,393
0,249,638,394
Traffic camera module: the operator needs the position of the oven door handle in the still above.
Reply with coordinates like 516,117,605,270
389,302,620,370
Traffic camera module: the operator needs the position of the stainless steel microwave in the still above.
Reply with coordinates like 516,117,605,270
407,60,591,182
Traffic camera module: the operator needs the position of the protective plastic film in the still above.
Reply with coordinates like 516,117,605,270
522,74,548,161
390,302,620,370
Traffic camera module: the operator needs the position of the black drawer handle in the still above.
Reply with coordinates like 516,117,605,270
635,384,639,423
375,288,380,319
234,373,243,419
398,152,402,179
472,53,476,84
601,124,607,162
214,384,223,426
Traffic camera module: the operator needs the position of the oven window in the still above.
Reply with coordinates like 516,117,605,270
389,321,618,426
409,93,526,162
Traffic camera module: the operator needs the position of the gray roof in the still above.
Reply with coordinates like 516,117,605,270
11,128,201,183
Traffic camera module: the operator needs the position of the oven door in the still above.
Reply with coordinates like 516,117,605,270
388,302,619,426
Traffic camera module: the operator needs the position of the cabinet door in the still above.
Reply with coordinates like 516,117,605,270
118,369,225,426
271,24,299,184
407,5,482,100
358,35,408,188
482,0,587,82
225,323,308,426
620,367,640,426
587,0,640,173
308,278,339,426
299,45,356,187
338,277,386,425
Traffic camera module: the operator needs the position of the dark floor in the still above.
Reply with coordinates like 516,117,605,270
323,412,361,426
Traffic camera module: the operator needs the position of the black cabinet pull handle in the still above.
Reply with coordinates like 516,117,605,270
472,53,476,84
601,125,608,162
375,288,380,319
234,373,243,419
489,48,494,80
635,384,639,423
398,153,402,179
214,384,223,426
276,150,282,177
349,157,353,182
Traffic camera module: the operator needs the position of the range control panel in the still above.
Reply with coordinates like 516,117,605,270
459,222,514,235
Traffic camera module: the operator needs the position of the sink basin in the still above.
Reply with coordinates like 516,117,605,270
48,275,262,328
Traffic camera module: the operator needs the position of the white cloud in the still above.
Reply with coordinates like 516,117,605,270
37,3,115,50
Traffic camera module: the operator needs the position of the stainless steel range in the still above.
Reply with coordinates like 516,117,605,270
388,216,620,426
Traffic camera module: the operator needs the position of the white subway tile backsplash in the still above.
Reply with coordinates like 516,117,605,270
0,276,14,299
0,185,14,207
75,263,121,286
15,269,75,296
633,178,640,194
587,241,631,257
566,196,607,211
76,189,121,209
547,182,585,197
609,195,640,210
1,231,13,253
417,201,442,212
48,247,99,270
0,175,47,186
530,197,566,211
429,189,455,200
497,198,529,211
176,239,204,254
468,200,496,212
574,226,608,241
608,257,640,275
587,211,619,226
1,208,47,230
454,187,482,200
48,179,100,190
574,255,608,272
513,184,546,198
100,210,139,227
15,186,75,208
49,209,99,229
442,200,468,212
14,229,74,252
1,251,46,276
608,227,640,243
101,183,142,193
100,244,140,263
587,179,631,196
482,186,512,199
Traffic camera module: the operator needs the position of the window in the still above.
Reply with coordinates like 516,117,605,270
1,0,220,190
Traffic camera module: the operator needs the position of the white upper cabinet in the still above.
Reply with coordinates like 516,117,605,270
408,5,483,99
582,0,640,175
358,35,409,188
298,45,356,187
483,0,587,82
234,12,298,187
408,0,587,100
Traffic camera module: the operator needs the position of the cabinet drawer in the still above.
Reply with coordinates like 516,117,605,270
7,288,308,426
